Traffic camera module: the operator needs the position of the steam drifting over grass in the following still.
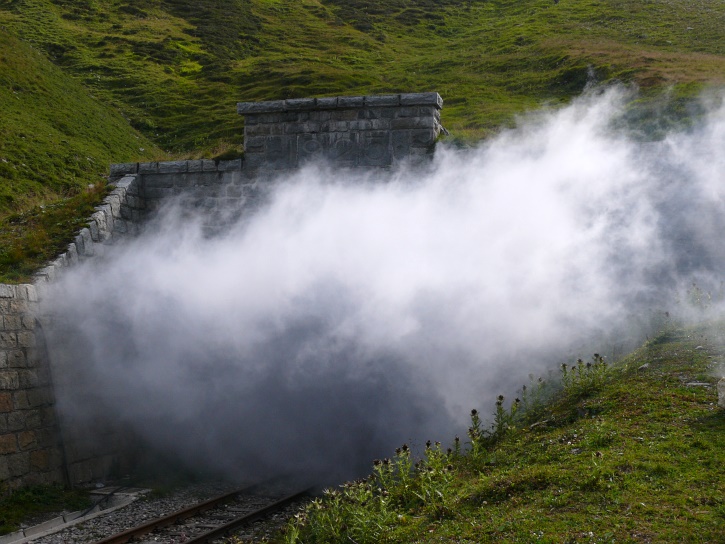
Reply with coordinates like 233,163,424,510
45,87,724,482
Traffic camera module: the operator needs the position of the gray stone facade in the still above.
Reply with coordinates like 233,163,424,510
238,92,443,171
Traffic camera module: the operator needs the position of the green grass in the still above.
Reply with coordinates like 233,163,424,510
0,0,723,281
282,324,725,542
0,29,160,282
0,484,90,535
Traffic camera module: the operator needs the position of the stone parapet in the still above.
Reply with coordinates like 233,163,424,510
238,93,443,171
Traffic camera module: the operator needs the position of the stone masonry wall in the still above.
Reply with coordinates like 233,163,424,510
1,174,145,491
2,93,444,490
238,92,443,171
0,284,65,491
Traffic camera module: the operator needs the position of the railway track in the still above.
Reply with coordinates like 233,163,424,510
91,484,311,544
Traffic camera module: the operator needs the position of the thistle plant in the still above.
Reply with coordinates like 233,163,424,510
560,354,609,399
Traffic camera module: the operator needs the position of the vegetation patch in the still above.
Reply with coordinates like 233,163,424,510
282,323,725,542
0,484,90,536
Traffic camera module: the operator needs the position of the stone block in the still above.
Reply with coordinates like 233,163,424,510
237,100,286,114
89,219,100,242
245,124,273,137
391,117,437,130
30,448,51,471
218,159,242,171
243,153,267,170
187,160,204,172
7,350,28,369
21,316,35,330
18,430,37,451
158,160,189,174
0,368,20,384
18,370,39,389
6,411,25,431
109,163,138,177
3,316,21,331
35,428,57,448
26,387,52,408
0,332,16,349
286,121,321,134
65,243,79,266
16,332,33,349
307,110,332,122
12,391,29,410
245,136,266,152
328,121,350,132
0,433,17,454
289,111,308,124
202,159,218,172
365,94,400,107
360,132,392,167
79,228,94,257
0,285,14,299
0,352,6,369
39,407,57,427
144,174,175,188
338,96,365,109
286,98,316,110
316,97,338,109
0,393,11,413
348,120,374,131
400,92,443,108
332,109,359,121
7,452,30,477
138,162,159,174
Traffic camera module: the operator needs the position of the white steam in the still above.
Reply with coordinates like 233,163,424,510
44,87,725,482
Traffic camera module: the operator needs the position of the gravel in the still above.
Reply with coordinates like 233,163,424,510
27,481,308,544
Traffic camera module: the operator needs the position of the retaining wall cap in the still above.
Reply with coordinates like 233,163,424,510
364,94,400,107
237,100,286,114
237,93,443,114
400,92,443,108
0,284,15,298
109,163,138,177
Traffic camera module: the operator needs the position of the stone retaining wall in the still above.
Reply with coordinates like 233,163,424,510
1,92,444,490
0,285,65,490
1,175,145,491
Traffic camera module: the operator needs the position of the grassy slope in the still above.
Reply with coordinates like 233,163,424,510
285,324,725,542
0,0,723,281
0,29,160,281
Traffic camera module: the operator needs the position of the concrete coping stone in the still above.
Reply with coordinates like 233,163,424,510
237,93,442,114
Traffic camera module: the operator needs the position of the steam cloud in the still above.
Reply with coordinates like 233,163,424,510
44,87,724,483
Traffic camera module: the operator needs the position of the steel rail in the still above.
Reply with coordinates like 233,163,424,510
184,488,311,544
92,487,253,544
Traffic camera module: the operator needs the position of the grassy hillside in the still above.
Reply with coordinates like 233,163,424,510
0,0,723,279
0,30,160,281
283,324,725,542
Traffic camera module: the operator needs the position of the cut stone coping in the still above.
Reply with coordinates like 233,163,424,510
0,488,149,544
237,92,443,115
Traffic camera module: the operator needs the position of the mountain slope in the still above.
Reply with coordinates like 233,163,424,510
0,29,159,281
0,0,723,281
